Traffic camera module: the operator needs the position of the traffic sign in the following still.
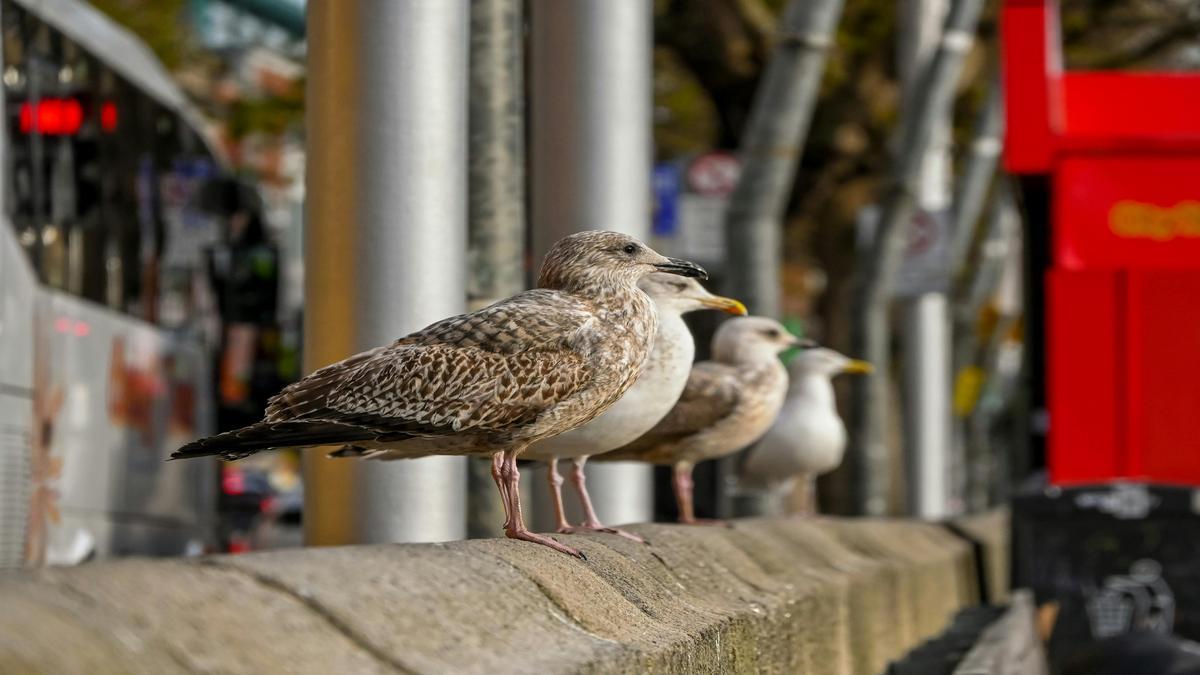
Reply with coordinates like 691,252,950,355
685,152,740,197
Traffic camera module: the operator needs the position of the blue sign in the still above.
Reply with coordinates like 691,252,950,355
652,163,682,237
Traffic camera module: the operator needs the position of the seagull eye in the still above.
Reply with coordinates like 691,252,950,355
763,329,780,339
622,243,639,255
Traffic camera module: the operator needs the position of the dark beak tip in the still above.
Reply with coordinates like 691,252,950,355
657,258,708,280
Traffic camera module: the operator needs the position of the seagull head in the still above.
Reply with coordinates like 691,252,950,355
711,316,816,364
789,347,874,378
639,273,747,317
537,231,707,293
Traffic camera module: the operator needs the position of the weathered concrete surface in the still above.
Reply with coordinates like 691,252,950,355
953,508,1011,603
0,518,979,674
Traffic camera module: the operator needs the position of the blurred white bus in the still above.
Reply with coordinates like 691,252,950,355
0,0,222,567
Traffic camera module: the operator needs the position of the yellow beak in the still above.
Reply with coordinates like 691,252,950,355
842,359,874,375
698,295,748,316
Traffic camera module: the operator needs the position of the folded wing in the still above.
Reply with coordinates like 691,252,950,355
173,291,595,461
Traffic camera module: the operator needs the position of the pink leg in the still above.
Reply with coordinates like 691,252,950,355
499,449,585,559
571,457,604,527
546,458,573,531
672,463,697,524
491,452,511,530
672,462,725,526
560,457,645,543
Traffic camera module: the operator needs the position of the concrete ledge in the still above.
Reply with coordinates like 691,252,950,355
0,518,980,674
953,508,1011,603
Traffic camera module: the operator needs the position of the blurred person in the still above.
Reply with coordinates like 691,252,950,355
206,191,284,432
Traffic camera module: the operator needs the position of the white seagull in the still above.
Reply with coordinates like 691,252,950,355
522,273,746,540
737,347,872,514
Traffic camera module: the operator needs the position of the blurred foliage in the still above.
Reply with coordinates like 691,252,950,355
227,77,305,139
89,0,196,70
1061,0,1200,69
653,48,721,157
90,0,304,141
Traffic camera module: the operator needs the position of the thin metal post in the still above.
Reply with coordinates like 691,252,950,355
947,80,1004,512
952,186,1021,509
529,0,654,527
849,0,986,516
949,81,1004,277
466,0,526,539
722,0,844,518
724,0,845,319
303,0,469,546
898,0,953,520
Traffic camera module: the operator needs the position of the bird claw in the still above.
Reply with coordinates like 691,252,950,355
557,524,647,545
504,528,587,560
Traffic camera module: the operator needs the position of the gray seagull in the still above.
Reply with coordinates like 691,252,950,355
738,347,872,514
597,316,812,524
172,230,706,558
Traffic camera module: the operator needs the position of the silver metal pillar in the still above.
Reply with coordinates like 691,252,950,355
303,0,469,546
529,0,655,527
466,0,527,539
898,0,953,519
903,293,952,517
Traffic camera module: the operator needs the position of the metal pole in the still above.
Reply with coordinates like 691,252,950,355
722,0,845,518
949,81,1003,277
903,293,953,517
947,82,1004,511
303,0,469,546
529,0,654,527
949,188,1014,482
899,0,953,520
963,192,1021,510
849,0,985,516
724,0,845,319
466,0,526,539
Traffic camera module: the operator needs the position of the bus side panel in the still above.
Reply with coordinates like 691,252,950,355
0,223,36,568
40,290,216,563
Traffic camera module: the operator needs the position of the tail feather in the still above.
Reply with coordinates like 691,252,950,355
327,445,390,459
172,421,385,461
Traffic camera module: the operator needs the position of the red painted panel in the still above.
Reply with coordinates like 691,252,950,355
1047,270,1121,484
1121,272,1142,478
1054,157,1200,270
1001,1,1062,173
1063,73,1200,145
1127,271,1200,485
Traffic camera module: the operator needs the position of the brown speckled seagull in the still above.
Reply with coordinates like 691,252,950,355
596,316,813,524
522,274,745,541
172,231,706,558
